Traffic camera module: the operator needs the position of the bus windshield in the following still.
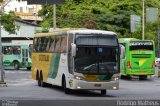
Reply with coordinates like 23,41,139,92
130,41,153,51
75,46,118,74
75,34,119,74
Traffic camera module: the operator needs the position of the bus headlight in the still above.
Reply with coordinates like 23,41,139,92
74,75,84,80
112,76,119,81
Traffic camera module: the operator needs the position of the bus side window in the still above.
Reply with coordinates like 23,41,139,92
41,37,48,52
39,37,44,52
46,37,51,52
13,46,20,55
54,37,62,52
5,46,13,54
33,38,37,52
49,36,55,52
61,37,67,53
35,38,41,52
3,47,7,54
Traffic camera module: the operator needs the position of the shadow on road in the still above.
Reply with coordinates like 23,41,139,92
4,68,31,71
39,84,116,97
120,75,155,82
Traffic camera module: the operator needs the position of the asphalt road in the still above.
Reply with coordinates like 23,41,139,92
0,69,160,106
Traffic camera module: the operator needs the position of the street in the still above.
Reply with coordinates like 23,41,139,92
1,69,160,100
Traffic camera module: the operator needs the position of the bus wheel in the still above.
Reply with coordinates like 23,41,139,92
27,67,31,70
14,62,19,70
139,75,147,80
40,72,47,87
37,72,41,87
62,77,70,94
101,90,106,95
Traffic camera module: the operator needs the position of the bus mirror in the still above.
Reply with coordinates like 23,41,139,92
120,44,125,59
71,43,76,57
119,45,121,54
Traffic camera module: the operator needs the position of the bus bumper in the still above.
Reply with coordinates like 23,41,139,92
70,80,119,90
126,68,155,75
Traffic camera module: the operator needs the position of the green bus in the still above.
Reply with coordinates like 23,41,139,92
2,43,32,70
119,38,155,79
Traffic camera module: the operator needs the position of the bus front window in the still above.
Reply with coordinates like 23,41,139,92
75,47,118,74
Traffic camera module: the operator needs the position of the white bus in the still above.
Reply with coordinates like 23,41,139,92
32,28,120,94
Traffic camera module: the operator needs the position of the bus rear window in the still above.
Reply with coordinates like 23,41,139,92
130,41,153,50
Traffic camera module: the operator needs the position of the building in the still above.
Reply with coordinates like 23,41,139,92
0,0,43,43
2,19,40,43
3,0,42,24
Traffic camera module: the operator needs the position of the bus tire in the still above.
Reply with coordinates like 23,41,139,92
139,75,147,80
62,77,70,94
101,90,106,95
13,62,19,70
40,71,47,87
37,72,41,87
27,67,31,70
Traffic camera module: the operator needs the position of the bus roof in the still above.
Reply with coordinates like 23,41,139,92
2,42,31,46
119,38,138,42
34,28,117,37
119,38,154,43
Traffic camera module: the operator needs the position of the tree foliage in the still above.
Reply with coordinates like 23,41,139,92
38,0,160,46
0,11,20,34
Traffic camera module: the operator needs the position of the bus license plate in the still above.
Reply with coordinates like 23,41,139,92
94,84,101,87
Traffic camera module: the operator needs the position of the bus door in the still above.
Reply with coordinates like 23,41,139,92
22,48,28,66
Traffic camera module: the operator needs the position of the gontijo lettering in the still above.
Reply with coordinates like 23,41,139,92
39,55,49,61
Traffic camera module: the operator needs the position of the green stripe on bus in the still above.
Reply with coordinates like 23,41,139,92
48,53,60,79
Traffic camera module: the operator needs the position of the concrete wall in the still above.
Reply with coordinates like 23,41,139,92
2,21,40,38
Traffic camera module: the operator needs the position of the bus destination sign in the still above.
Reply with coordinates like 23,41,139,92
130,41,152,46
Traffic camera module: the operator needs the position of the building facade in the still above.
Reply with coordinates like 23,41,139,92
1,0,43,43
2,20,40,43
3,0,42,23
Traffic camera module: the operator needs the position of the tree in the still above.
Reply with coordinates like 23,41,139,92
0,10,19,83
38,0,160,47
0,11,20,34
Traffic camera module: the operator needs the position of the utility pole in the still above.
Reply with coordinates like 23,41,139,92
142,0,145,40
158,16,160,57
53,4,56,30
27,0,64,30
158,18,159,48
0,0,11,86
0,9,4,85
